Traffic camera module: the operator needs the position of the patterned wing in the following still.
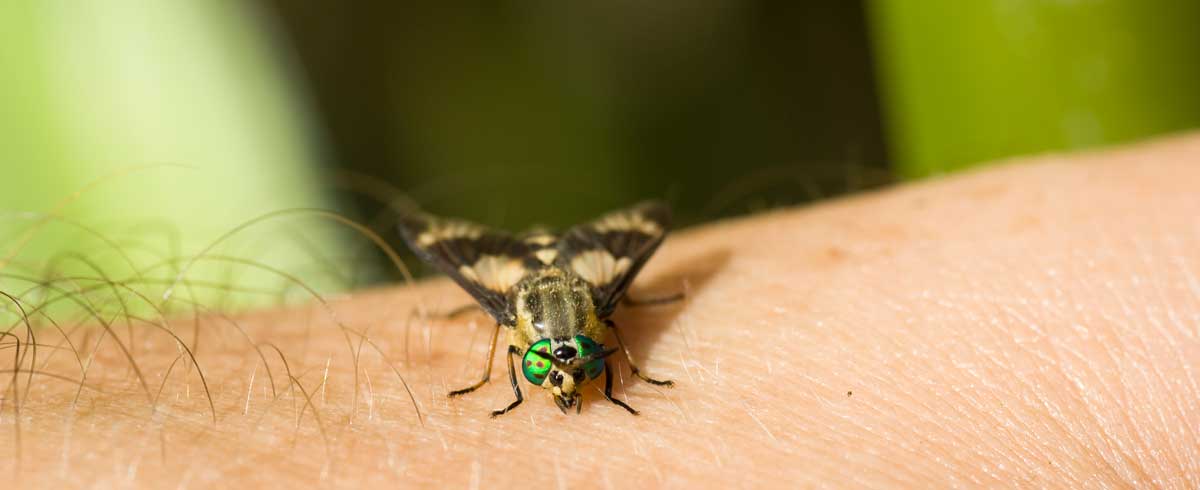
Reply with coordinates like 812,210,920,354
557,201,671,317
397,209,534,325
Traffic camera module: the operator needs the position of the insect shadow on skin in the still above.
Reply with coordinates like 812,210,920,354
399,200,722,417
608,247,730,368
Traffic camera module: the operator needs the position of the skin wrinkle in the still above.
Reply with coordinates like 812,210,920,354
943,304,1032,481
1075,228,1147,475
1016,234,1135,481
1107,237,1182,482
1112,237,1181,482
1024,233,1149,483
811,303,921,483
811,146,1195,485
3,135,1200,487
1079,209,1192,482
1012,281,1099,475
1137,233,1200,474
1166,240,1200,484
834,299,984,485
902,260,1027,482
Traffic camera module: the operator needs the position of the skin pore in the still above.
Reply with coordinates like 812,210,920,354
3,133,1200,488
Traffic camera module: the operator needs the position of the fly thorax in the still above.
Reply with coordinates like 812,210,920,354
515,269,595,341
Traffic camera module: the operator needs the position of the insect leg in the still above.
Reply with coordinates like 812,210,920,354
489,345,524,418
605,319,675,387
622,291,685,307
603,361,638,415
448,323,502,397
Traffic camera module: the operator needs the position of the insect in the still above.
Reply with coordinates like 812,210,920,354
398,201,678,417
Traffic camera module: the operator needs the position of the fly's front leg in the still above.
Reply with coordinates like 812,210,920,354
448,323,502,397
603,361,638,415
604,319,675,387
490,345,524,418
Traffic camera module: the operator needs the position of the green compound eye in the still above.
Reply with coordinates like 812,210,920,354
522,339,553,385
574,335,605,380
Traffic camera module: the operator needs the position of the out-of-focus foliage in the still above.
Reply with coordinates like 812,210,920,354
3,0,1197,302
870,0,1200,177
0,1,342,307
267,2,889,232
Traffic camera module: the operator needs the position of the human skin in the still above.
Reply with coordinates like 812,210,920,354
3,133,1200,488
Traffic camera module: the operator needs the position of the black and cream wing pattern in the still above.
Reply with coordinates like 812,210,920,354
556,201,671,317
397,210,532,326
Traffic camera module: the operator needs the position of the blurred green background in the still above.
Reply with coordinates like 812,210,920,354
871,0,1200,177
1,1,1197,304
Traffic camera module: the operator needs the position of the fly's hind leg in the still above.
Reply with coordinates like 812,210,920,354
490,345,524,418
448,323,501,397
604,319,675,387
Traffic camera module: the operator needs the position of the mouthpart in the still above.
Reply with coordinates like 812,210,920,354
553,393,582,414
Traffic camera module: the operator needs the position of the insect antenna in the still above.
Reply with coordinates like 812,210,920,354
578,347,619,364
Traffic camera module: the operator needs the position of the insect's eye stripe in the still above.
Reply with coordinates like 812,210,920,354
522,339,554,385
